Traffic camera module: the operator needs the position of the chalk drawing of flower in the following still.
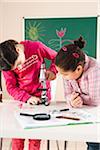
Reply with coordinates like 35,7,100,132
48,27,67,51
56,28,66,38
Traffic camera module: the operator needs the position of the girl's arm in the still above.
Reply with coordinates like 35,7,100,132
37,41,58,75
81,67,100,106
63,79,83,108
3,71,31,102
63,79,74,107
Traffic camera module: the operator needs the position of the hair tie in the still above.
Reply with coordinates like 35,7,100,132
72,53,79,58
62,46,67,51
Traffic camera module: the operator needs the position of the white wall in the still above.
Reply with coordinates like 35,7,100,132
0,1,99,100
0,1,98,41
0,2,3,41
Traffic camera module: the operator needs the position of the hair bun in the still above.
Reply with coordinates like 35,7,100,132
74,36,85,49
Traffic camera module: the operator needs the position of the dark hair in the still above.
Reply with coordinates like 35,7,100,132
55,36,86,72
0,40,18,71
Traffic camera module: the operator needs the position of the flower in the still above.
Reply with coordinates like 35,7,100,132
56,28,66,38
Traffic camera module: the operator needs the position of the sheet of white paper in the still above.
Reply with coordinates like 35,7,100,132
15,105,100,129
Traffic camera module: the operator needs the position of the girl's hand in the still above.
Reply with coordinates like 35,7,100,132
45,70,56,80
27,96,41,105
70,92,83,108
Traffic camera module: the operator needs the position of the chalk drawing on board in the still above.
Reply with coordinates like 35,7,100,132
25,21,89,54
48,28,67,51
24,17,97,58
25,21,46,41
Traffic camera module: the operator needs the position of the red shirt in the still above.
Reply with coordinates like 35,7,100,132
3,40,57,102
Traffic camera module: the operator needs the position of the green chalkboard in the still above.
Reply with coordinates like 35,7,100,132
24,17,97,67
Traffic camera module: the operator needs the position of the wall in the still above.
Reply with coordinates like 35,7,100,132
0,1,99,100
0,1,98,41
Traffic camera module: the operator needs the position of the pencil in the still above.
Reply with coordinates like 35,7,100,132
56,116,80,121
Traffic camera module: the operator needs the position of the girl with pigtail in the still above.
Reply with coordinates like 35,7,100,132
55,36,100,150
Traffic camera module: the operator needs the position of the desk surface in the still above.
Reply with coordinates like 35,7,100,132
0,101,100,142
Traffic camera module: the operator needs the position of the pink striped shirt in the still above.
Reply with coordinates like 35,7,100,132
63,55,100,106
3,41,57,102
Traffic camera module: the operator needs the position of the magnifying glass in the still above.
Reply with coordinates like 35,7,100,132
33,113,51,121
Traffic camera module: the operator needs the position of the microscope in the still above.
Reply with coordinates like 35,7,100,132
39,62,49,106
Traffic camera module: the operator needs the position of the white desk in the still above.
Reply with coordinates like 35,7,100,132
0,101,100,142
